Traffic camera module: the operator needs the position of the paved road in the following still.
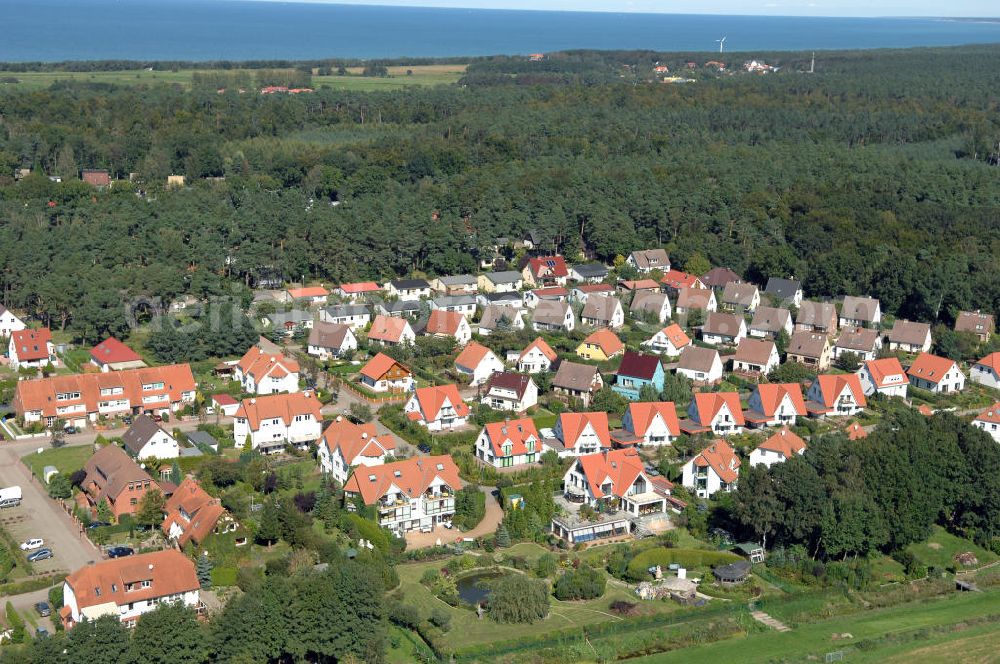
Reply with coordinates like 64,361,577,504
8,587,56,634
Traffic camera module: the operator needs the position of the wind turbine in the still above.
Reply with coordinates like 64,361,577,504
716,36,727,53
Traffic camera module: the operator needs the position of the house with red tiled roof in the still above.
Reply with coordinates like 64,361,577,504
683,392,744,436
744,383,807,428
334,281,381,302
970,351,1000,389
517,337,558,374
576,328,624,361
906,352,966,394
682,439,740,498
367,314,415,346
80,169,111,188
614,402,679,447
89,337,145,372
857,358,908,398
318,416,395,483
162,477,234,548
234,344,300,394
562,448,669,513
522,255,569,287
232,391,323,454
359,353,413,393
804,374,866,418
455,342,504,386
404,384,470,431
9,328,54,370
642,323,691,356
971,402,1000,443
552,412,611,457
661,269,706,296
211,394,239,417
846,422,868,440
343,455,461,536
749,428,806,468
475,417,541,468
423,310,472,346
285,285,330,304
61,549,199,629
481,372,538,412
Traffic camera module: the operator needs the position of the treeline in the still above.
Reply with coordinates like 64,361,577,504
725,407,1000,560
0,56,475,73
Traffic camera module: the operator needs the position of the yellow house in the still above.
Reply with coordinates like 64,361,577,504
166,174,186,188
576,328,624,362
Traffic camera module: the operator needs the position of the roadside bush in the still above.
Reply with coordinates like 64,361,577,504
554,565,606,601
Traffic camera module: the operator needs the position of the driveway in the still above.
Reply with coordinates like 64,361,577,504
8,586,57,634
404,485,504,549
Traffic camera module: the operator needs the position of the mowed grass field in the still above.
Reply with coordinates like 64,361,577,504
0,64,466,92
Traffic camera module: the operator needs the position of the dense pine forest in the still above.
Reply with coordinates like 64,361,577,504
1,45,999,342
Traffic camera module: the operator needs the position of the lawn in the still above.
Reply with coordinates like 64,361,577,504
532,408,558,431
22,445,93,479
906,526,998,571
864,620,999,663
636,587,1000,664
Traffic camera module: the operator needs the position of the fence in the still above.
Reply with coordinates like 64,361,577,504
342,381,409,404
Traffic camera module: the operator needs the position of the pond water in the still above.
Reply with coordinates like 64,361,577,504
455,571,503,606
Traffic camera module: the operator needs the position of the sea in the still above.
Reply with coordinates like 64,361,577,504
2,0,1000,62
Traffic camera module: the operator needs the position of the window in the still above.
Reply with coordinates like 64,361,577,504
95,587,101,597
130,498,137,506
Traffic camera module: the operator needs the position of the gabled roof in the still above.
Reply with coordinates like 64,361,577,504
862,357,909,388
574,283,615,295
581,328,624,357
757,427,806,459
120,414,172,456
432,294,478,308
750,383,806,417
11,328,52,362
625,402,679,437
425,310,467,337
308,322,353,350
835,327,880,352
571,263,609,278
484,270,522,284
955,310,995,335
796,300,837,327
811,374,867,408
974,352,1000,373
690,439,740,483
378,300,421,314
704,312,745,337
676,287,714,310
628,249,670,271
65,549,198,613
618,279,660,291
973,401,1000,425
529,287,569,299
482,417,540,457
661,270,703,291
721,281,758,306
408,384,470,422
533,300,572,326
763,277,802,302
519,336,558,363
322,416,395,466
733,338,776,366
368,315,411,343
343,455,461,505
692,392,744,426
557,412,611,450
841,295,880,322
360,352,409,381
90,337,142,365
479,305,522,331
237,345,299,382
617,351,661,381
337,281,381,294
888,319,931,347
324,304,370,318
82,444,154,505
161,477,227,546
576,448,651,499
455,342,496,371
631,291,669,315
655,323,691,349
846,422,868,440
436,274,476,286
749,307,790,333
700,267,741,289
553,361,601,391
526,255,569,279
581,294,622,322
484,372,535,400
787,331,829,358
678,346,720,373
906,352,959,385
287,286,329,299
390,278,431,290
234,391,322,430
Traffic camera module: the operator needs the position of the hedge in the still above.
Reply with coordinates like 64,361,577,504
626,548,742,580
211,567,238,587
0,573,67,597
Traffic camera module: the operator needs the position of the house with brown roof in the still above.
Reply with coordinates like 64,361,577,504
676,346,723,384
481,372,538,412
121,414,179,460
580,295,624,329
232,391,323,454
162,477,234,547
367,314,416,346
234,344,300,394
744,383,807,428
702,312,747,346
90,337,146,372
478,304,525,336
887,320,932,354
524,287,569,309
839,295,882,328
80,169,111,188
9,328,55,370
720,282,760,313
642,323,691,356
576,328,624,361
833,327,882,361
804,374,866,418
532,300,575,332
626,249,671,273
674,287,717,314
307,322,357,360
343,455,461,536
423,310,472,346
681,439,740,498
906,352,965,394
405,384,470,431
748,307,792,339
517,337,558,374
78,445,158,520
795,300,839,336
552,361,604,407
787,331,833,371
359,353,413,393
749,428,806,468
955,310,994,342
61,549,199,629
475,417,541,468
630,291,671,323
701,267,741,290
971,401,1000,442
731,338,779,375
617,279,661,294
857,358,908,398
970,351,1000,389
318,416,395,483
455,342,504,386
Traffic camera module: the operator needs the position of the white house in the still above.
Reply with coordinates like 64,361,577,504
832,327,882,361
804,374,867,418
681,439,740,498
887,320,933,354
748,428,806,468
232,392,323,454
533,300,575,332
561,448,668,515
475,418,541,468
839,296,882,328
748,307,793,339
480,372,538,412
720,282,760,314
906,352,966,394
580,295,625,329
404,384,470,431
342,455,461,536
615,402,679,447
857,358,909,398
971,402,1000,443
642,323,691,356
234,345,300,394
307,322,358,360
120,414,179,460
523,287,569,310
701,312,747,346
424,310,472,346
9,328,55,370
626,249,670,273
551,412,611,457
318,416,395,484
630,291,672,324
429,295,478,317
676,346,724,384
970,352,1000,390
571,284,616,305
367,315,416,346
517,337,558,374
385,279,432,301
358,353,413,393
0,305,26,337
674,287,717,315
731,338,780,375
685,392,744,436
455,342,505,386
744,383,807,428
319,304,371,331
61,550,199,629
477,305,525,336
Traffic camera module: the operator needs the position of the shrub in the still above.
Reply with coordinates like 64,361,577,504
609,600,639,616
535,552,558,578
429,607,452,632
388,601,421,629
487,574,549,624
420,568,441,587
553,565,606,601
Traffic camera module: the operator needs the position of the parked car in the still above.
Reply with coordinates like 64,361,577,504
34,602,51,617
19,538,44,551
417,443,432,453
151,414,164,422
36,627,49,638
63,425,77,435
87,521,111,530
121,416,132,425
107,546,134,559
27,548,53,562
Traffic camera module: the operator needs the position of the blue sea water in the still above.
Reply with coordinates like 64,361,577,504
2,0,1000,61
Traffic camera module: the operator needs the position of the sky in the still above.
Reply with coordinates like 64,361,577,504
242,0,1000,18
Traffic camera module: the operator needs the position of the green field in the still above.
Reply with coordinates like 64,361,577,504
22,445,93,479
907,526,998,570
636,588,1000,664
0,64,465,92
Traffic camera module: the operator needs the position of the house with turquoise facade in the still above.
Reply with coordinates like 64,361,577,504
612,351,665,401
